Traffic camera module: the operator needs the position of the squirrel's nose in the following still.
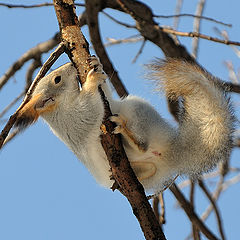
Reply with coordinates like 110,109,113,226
15,93,57,129
15,94,42,129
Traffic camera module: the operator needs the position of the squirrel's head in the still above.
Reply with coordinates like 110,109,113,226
15,63,79,129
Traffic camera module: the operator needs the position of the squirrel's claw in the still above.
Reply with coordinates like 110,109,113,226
84,56,108,92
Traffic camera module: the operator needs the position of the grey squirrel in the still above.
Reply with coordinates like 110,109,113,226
15,56,234,192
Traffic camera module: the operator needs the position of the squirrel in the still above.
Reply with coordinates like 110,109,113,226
14,56,235,192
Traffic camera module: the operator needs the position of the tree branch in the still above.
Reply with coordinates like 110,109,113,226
98,86,166,240
0,33,60,90
190,182,201,240
102,11,135,29
192,0,205,58
161,27,240,47
0,92,24,119
85,0,128,97
0,2,85,8
115,0,195,62
154,14,232,28
198,180,226,240
53,0,90,84
53,1,166,239
170,184,219,240
172,0,183,30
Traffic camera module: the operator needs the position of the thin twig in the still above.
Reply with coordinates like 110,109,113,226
153,196,160,222
201,172,240,221
116,0,195,61
0,2,84,8
201,172,240,220
192,0,206,58
161,27,240,46
22,43,65,105
198,179,226,240
224,61,239,84
222,173,240,190
159,193,166,225
201,176,224,221
179,167,240,190
0,92,24,119
152,193,166,225
154,14,232,27
132,38,146,63
190,181,195,205
25,57,42,92
170,183,218,240
0,33,60,90
214,27,240,58
105,35,143,47
190,181,201,240
173,0,183,30
0,2,53,8
110,0,240,95
102,11,135,28
200,173,240,219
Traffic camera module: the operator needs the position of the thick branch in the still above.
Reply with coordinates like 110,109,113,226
53,1,166,239
53,0,90,84
99,87,166,240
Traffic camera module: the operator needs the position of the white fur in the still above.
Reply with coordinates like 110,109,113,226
31,58,234,193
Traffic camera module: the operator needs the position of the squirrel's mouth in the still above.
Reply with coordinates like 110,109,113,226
34,97,55,110
14,94,57,129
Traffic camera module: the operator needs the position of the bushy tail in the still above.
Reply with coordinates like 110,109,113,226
147,58,235,176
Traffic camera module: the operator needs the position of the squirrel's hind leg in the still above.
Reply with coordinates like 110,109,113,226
131,161,157,181
110,114,148,152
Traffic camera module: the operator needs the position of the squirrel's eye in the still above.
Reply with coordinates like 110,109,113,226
54,76,61,84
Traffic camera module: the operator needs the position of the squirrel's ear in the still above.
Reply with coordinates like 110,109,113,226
131,162,157,181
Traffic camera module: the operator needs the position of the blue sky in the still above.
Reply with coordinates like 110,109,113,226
0,1,240,239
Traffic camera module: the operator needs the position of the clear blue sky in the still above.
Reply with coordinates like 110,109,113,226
0,1,239,240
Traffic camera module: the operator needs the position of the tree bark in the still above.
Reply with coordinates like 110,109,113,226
53,0,166,239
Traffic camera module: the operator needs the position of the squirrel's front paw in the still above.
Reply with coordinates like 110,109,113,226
86,56,108,85
83,56,107,93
